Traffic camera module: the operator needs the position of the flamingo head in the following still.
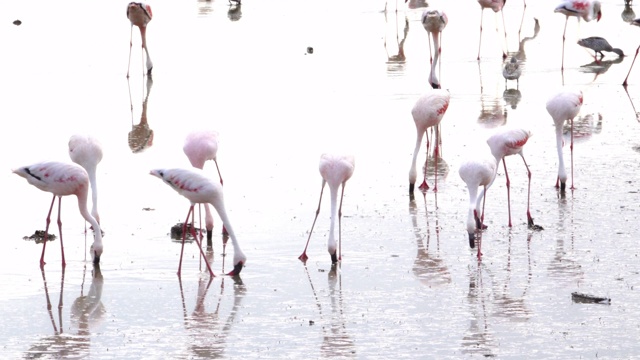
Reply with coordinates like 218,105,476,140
91,242,103,264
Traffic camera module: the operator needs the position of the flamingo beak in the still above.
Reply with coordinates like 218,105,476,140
597,12,602,22
468,233,476,249
93,252,100,264
226,262,244,276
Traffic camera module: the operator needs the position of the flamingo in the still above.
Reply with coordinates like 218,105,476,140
459,150,498,259
577,37,623,60
150,168,246,277
408,89,450,195
554,0,602,70
546,89,583,191
127,2,153,78
482,126,538,228
502,56,522,89
477,0,508,60
298,154,355,263
68,135,103,226
183,130,224,247
623,19,640,86
13,161,103,267
421,8,448,89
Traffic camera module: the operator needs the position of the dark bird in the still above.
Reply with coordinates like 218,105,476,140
577,37,624,60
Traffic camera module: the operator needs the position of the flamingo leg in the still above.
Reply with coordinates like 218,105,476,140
127,25,134,78
337,182,347,261
56,196,66,268
501,11,508,59
570,117,575,190
623,45,640,86
40,195,56,267
428,33,434,65
433,125,439,192
40,269,59,333
419,130,431,190
299,180,326,261
478,10,484,60
139,26,152,76
502,158,512,227
561,16,568,71
519,154,535,227
178,206,193,276
478,185,488,259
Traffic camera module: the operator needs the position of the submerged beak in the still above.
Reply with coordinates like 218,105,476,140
226,262,244,276
468,233,476,249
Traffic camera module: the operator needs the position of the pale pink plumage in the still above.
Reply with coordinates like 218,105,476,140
554,1,602,70
127,2,153,77
421,9,448,89
546,89,583,191
69,135,103,225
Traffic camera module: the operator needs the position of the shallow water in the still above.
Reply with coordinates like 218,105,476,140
1,0,640,358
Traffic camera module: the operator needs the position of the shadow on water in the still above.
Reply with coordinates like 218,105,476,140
128,76,154,154
178,258,246,358
409,196,451,287
303,264,356,358
25,264,104,358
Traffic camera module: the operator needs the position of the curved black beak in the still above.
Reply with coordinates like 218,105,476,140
468,233,476,249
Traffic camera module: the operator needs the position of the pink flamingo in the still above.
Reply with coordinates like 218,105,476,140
554,0,602,70
408,89,450,195
421,8,448,89
546,89,583,191
127,2,153,78
299,154,355,263
477,0,508,60
13,161,104,267
623,18,640,86
150,168,246,276
484,126,537,228
459,151,498,259
68,135,103,225
183,130,225,247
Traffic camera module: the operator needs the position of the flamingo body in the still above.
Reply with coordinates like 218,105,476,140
546,89,583,191
421,9,448,89
299,154,355,263
69,135,103,224
477,0,508,59
150,168,246,276
127,2,153,77
13,161,103,266
409,89,450,194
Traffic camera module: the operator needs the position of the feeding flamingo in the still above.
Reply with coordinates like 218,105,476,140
408,89,450,195
421,8,448,89
68,135,103,226
13,161,103,267
459,150,498,259
546,89,583,191
477,0,508,60
127,2,153,78
299,154,355,264
150,168,246,277
183,130,225,247
554,0,602,70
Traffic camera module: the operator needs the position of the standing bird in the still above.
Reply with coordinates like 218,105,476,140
459,150,498,259
408,89,450,195
13,161,103,267
483,126,537,228
623,19,640,86
577,37,624,60
68,135,103,226
477,0,508,60
554,0,602,70
502,56,522,88
183,130,224,247
546,89,583,191
298,154,355,264
421,8,448,89
127,2,153,78
150,168,246,276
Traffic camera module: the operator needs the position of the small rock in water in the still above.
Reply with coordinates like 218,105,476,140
306,46,314,55
13,20,22,26
23,230,56,244
571,292,611,304
170,222,201,240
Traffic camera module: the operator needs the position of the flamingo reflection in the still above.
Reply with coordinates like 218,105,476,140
548,196,584,282
178,252,246,358
128,76,154,153
383,8,409,73
303,264,356,358
478,63,507,128
624,86,640,122
622,2,635,23
461,262,497,357
228,2,242,22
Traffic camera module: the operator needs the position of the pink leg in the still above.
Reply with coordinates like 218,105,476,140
519,154,535,227
433,127,440,192
178,206,193,276
40,195,57,268
502,158,512,227
127,25,133,78
478,10,484,60
478,185,488,259
501,10,508,59
570,117,575,190
299,181,326,261
419,130,431,190
337,182,347,261
56,197,66,268
623,45,640,86
562,16,568,71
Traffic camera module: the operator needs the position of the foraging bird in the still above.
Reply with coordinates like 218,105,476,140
298,154,355,264
577,37,623,60
408,89,450,195
554,0,602,70
546,89,583,191
13,161,104,266
477,0,508,60
502,56,522,88
459,150,498,259
623,19,640,86
68,135,103,225
127,2,153,78
482,126,537,228
421,8,448,89
183,130,224,247
150,168,246,277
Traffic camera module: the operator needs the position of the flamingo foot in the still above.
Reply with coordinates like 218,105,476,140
226,262,244,276
418,180,429,191
298,253,309,262
222,225,229,236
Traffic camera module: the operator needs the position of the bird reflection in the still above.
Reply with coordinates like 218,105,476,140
228,2,242,22
303,264,356,358
178,259,246,359
409,196,451,287
624,86,640,122
579,56,624,82
405,0,428,10
622,2,635,23
461,262,497,357
25,265,104,358
562,113,603,143
128,76,154,153
383,9,409,73
548,196,584,283
197,0,213,16
503,88,522,109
